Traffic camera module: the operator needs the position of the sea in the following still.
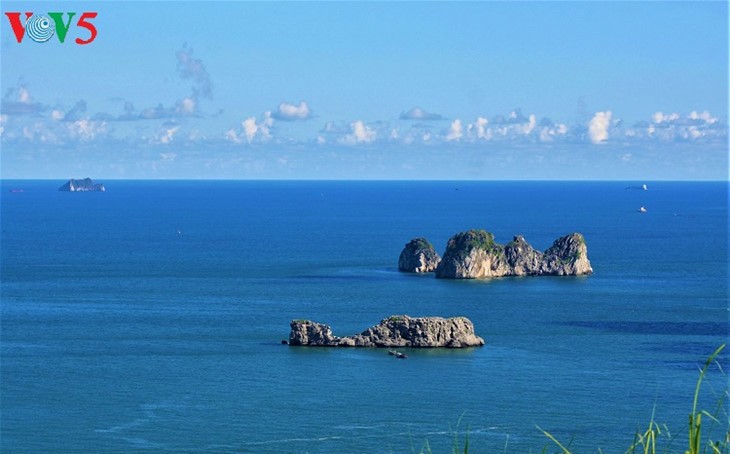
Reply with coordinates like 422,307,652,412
1,180,727,453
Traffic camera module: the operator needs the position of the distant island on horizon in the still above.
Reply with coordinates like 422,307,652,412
58,178,106,192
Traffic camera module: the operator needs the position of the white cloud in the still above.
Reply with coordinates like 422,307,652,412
628,110,725,142
273,101,312,121
343,120,376,144
521,114,537,135
689,110,717,124
474,117,489,140
10,120,58,143
225,128,242,144
155,125,179,144
537,121,568,142
588,111,612,144
460,112,549,142
160,152,177,161
177,97,196,115
688,126,702,139
233,111,275,144
243,117,258,143
260,111,273,140
446,119,463,141
67,119,108,142
652,111,680,124
2,86,726,154
463,110,556,143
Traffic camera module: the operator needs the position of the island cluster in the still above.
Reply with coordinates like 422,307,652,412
288,229,592,350
398,229,592,278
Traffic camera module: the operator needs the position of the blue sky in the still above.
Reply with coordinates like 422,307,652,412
1,1,727,179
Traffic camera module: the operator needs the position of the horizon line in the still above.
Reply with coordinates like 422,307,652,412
2,177,728,183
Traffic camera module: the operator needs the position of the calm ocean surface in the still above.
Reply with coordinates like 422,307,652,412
1,180,727,453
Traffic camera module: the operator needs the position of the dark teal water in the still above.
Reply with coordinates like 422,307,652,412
1,181,727,453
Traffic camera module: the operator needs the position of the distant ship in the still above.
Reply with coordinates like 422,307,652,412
626,184,649,191
642,184,648,190
638,206,647,213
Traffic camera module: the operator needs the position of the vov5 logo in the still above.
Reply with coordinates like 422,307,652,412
5,12,98,44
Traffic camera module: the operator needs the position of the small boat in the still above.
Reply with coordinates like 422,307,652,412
638,206,647,213
642,184,648,191
388,350,396,356
395,352,408,359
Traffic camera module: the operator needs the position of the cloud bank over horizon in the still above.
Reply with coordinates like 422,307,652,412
5,80,724,149
1,28,727,180
2,76,726,180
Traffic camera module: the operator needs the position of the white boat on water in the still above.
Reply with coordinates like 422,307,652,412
639,206,647,213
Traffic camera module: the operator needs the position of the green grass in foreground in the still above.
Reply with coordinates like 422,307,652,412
420,344,728,454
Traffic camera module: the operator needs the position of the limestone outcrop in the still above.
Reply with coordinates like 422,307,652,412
289,315,484,348
434,230,510,279
504,235,543,276
398,238,441,273
539,233,593,276
288,320,339,346
58,178,105,192
434,229,592,279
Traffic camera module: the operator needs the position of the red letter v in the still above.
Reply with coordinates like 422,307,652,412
5,12,33,43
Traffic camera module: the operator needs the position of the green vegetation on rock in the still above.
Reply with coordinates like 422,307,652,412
450,229,503,260
414,238,434,250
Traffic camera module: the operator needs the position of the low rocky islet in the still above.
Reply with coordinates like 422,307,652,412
288,315,484,348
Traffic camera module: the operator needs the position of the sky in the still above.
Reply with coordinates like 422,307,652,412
1,1,728,180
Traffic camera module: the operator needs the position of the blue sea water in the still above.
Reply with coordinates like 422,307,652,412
1,180,727,453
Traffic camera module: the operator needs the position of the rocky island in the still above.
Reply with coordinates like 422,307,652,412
399,229,592,278
58,178,105,192
289,315,484,348
398,238,441,273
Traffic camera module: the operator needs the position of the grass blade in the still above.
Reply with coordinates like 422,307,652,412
536,425,572,454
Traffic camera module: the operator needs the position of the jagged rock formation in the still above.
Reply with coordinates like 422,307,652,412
398,238,441,273
288,320,339,346
289,315,484,348
539,233,593,276
58,178,105,192
434,230,510,279
434,229,592,279
504,235,543,276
